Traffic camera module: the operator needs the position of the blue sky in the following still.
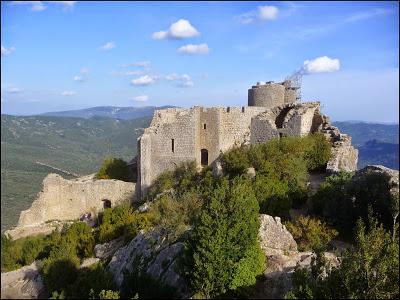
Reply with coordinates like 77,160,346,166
1,1,399,122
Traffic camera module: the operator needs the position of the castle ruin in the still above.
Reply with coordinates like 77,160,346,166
137,79,358,197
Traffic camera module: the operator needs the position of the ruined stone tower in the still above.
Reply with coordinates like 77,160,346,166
248,80,298,108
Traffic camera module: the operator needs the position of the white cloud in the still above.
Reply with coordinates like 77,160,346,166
302,56,340,74
73,75,84,82
73,67,89,82
135,60,151,68
345,8,393,23
151,19,200,40
237,5,279,24
125,70,143,76
165,73,194,88
258,5,279,20
131,75,155,86
10,1,76,11
61,90,76,96
6,87,22,93
1,45,16,57
177,43,210,55
99,42,115,51
132,95,149,102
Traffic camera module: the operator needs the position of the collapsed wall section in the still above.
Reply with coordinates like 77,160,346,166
6,173,135,239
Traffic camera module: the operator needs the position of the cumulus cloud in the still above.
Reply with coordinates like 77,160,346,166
1,45,15,57
135,60,151,68
132,95,149,102
237,5,279,24
61,90,76,96
177,43,210,55
152,19,200,40
302,56,340,74
10,1,76,11
99,42,115,51
131,75,155,86
165,73,194,88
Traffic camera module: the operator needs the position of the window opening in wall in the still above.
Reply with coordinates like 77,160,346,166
204,124,206,130
227,107,230,113
172,139,175,153
201,149,209,166
103,199,111,209
279,133,284,138
242,107,245,113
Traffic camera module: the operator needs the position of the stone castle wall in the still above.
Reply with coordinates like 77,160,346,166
138,101,359,198
16,174,135,228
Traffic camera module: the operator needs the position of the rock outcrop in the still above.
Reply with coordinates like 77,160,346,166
256,214,339,298
108,229,190,298
355,165,399,193
1,262,45,299
323,125,358,173
94,237,125,260
258,214,298,256
6,173,135,240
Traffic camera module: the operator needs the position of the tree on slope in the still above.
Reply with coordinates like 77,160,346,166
188,177,265,298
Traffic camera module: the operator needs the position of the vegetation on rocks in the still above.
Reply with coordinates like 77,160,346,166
96,157,135,182
285,216,338,252
285,215,399,299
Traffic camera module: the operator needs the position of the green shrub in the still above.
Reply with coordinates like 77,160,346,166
96,157,134,182
97,290,120,299
220,146,251,177
303,133,331,171
42,256,80,294
286,214,399,299
285,216,338,252
67,263,118,299
98,204,150,243
146,190,202,242
188,177,265,298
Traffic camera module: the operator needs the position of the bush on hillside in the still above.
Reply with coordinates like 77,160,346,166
97,204,150,243
285,214,399,299
188,177,265,298
96,157,134,182
285,216,338,252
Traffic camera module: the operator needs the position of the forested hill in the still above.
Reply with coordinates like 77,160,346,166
37,105,174,120
1,115,151,231
333,121,399,169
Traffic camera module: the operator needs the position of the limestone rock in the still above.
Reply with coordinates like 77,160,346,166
252,251,339,299
246,167,256,179
94,237,125,260
258,214,298,256
80,258,101,269
108,229,191,298
355,165,399,193
1,262,45,299
137,202,151,213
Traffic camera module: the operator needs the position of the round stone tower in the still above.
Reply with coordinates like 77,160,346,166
248,81,285,108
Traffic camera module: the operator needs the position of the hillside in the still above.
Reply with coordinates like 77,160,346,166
1,115,151,231
38,106,174,120
333,121,399,170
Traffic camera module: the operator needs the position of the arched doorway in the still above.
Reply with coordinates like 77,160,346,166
102,199,112,209
201,149,208,166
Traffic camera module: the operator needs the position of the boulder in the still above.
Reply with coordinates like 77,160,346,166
108,229,191,298
355,165,399,193
94,237,125,260
1,262,46,299
80,258,100,269
258,214,298,256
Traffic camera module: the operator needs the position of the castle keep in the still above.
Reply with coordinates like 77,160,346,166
137,79,358,197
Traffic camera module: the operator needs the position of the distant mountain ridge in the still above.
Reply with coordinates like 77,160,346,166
37,105,175,120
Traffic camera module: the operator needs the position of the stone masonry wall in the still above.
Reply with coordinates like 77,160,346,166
15,173,135,228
